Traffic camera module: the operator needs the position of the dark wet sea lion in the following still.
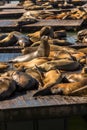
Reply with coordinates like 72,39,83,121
9,36,50,63
26,68,43,87
54,30,66,39
0,33,17,47
0,34,7,40
0,77,16,100
49,39,72,46
37,59,80,71
33,78,87,96
11,71,39,91
11,31,32,47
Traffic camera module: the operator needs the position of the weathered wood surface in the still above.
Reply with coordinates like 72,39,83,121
23,19,84,27
0,92,87,122
0,9,25,18
0,19,84,32
0,3,23,9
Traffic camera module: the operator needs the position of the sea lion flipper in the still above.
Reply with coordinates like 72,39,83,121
33,87,51,97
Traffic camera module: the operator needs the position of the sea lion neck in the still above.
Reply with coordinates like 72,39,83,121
37,36,50,57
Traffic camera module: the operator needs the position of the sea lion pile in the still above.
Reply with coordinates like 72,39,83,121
0,26,87,100
17,7,87,25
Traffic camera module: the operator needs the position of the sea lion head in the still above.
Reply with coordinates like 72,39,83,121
40,26,54,39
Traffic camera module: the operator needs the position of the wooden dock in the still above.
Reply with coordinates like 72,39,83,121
0,19,84,32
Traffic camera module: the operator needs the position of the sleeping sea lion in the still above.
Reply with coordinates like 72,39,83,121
2,70,39,91
49,39,72,46
11,71,39,91
22,44,76,55
54,30,66,39
41,69,62,88
14,57,52,69
9,36,50,63
11,31,32,47
0,77,16,100
33,78,87,96
37,59,80,72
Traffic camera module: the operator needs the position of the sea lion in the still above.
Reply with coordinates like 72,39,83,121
14,57,52,69
0,62,9,72
40,26,54,39
0,77,16,100
11,71,39,91
78,48,87,55
37,59,80,72
65,72,87,83
9,36,50,62
33,78,87,96
41,69,62,88
22,44,76,55
49,50,75,60
77,29,87,42
54,30,66,39
11,31,32,47
0,33,17,47
49,39,72,46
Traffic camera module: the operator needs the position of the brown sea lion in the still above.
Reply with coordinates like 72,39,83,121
0,62,9,72
49,50,75,60
33,78,87,96
49,39,72,46
54,30,66,39
37,59,80,72
42,69,62,88
22,44,76,55
40,26,54,39
78,48,87,55
0,77,16,100
14,57,52,69
9,36,50,63
77,29,87,42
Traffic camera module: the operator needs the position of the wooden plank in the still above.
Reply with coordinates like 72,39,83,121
0,3,23,9
23,19,84,27
0,19,84,32
0,9,25,18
